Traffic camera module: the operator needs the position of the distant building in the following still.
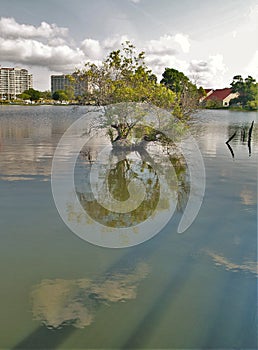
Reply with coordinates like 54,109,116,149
51,73,91,97
203,88,239,107
0,67,33,99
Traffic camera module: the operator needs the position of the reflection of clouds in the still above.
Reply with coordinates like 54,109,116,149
0,106,94,181
31,262,149,329
206,250,258,277
199,123,226,157
240,186,256,206
0,144,55,180
0,116,55,180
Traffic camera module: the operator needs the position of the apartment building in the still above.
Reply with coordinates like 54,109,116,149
51,73,91,97
0,67,33,99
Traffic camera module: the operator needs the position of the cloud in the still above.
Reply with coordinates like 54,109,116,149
0,37,85,72
248,4,258,22
245,50,258,80
232,30,238,38
81,38,103,60
189,60,210,73
142,33,192,80
0,17,232,89
102,34,130,51
188,54,227,87
145,33,190,56
0,17,84,72
145,54,189,80
174,33,190,53
145,35,178,56
0,17,68,39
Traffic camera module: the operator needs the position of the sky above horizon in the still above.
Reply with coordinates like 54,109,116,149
0,0,257,91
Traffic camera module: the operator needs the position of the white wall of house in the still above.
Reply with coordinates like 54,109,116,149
223,92,239,106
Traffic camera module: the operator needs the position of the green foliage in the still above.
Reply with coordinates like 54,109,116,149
18,92,31,100
205,98,222,108
52,90,69,102
73,41,176,110
230,75,257,108
246,99,258,110
161,67,202,118
198,86,206,98
161,68,190,94
73,42,193,146
40,90,52,99
22,88,41,101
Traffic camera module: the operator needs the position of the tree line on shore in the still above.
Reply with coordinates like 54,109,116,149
15,42,257,114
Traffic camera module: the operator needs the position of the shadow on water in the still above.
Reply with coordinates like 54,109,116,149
12,326,74,350
122,257,193,349
203,274,257,349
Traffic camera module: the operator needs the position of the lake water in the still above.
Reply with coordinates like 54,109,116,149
0,105,257,349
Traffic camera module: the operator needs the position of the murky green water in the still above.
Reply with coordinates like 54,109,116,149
0,106,257,349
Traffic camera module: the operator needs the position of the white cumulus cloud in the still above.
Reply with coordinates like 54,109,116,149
0,17,68,39
0,17,84,72
0,37,85,72
145,34,178,56
81,38,103,60
103,35,130,51
245,50,258,80
174,33,190,53
188,54,227,87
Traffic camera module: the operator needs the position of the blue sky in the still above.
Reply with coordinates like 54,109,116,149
0,0,257,90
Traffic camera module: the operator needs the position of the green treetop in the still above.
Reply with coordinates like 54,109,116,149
73,41,176,110
19,88,41,102
52,90,69,103
161,67,204,118
230,75,257,109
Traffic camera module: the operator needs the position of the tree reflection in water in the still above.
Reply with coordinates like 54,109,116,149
76,144,190,228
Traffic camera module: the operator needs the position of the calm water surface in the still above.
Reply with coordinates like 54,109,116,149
0,106,257,349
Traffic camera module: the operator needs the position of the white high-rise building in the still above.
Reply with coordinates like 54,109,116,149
0,67,33,99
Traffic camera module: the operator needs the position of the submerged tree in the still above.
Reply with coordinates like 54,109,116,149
98,102,185,150
73,41,176,108
73,42,180,147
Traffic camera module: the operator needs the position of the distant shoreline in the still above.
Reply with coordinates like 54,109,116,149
0,102,257,112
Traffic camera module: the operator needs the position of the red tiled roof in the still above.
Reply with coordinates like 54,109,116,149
205,88,232,101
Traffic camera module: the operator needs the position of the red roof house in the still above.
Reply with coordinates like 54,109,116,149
203,88,239,107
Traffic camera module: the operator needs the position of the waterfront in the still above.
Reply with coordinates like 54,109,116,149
0,106,257,349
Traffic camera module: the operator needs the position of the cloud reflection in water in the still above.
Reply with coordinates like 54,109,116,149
31,262,149,329
206,250,258,277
